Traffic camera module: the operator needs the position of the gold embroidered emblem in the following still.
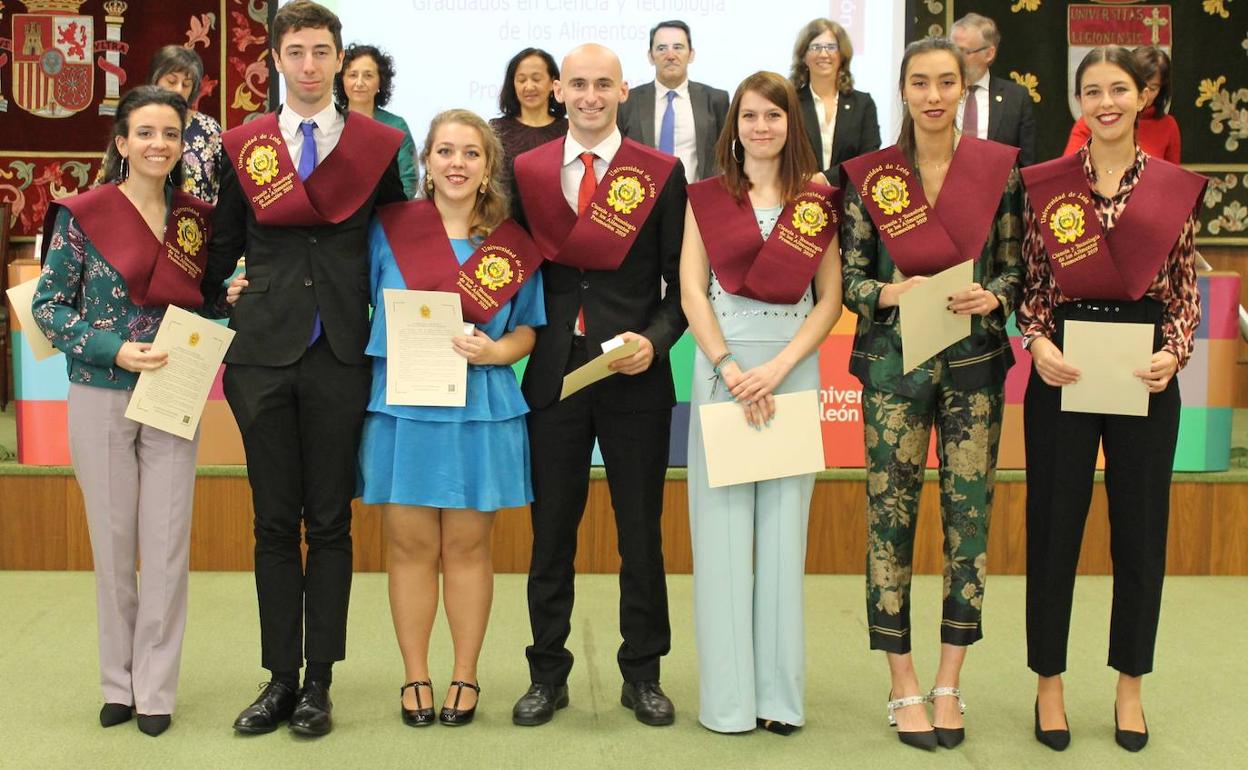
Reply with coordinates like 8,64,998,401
1050,203,1085,244
792,201,828,237
870,175,910,215
420,305,431,319
245,145,280,186
188,332,201,347
606,176,645,214
475,253,514,291
175,216,203,255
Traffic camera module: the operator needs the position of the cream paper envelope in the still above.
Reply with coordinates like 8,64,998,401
699,390,826,488
5,277,60,361
559,339,640,400
1060,319,1153,417
898,260,972,373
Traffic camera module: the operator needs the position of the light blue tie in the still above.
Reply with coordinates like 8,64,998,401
659,90,676,155
298,120,323,344
298,120,318,180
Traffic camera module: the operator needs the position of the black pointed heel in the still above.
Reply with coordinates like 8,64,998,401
1034,698,1071,751
1114,701,1148,752
888,693,937,750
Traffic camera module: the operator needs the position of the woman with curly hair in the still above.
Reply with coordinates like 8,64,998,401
335,43,418,198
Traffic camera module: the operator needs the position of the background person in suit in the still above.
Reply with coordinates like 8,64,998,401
950,12,1036,166
202,0,406,738
509,43,688,729
789,18,881,183
617,20,729,182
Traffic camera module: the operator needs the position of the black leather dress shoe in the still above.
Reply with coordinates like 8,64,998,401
232,681,298,735
100,703,133,727
137,714,171,737
512,683,569,726
621,681,675,726
288,680,333,737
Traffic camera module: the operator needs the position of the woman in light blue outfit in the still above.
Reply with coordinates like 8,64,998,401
360,110,544,727
680,71,843,735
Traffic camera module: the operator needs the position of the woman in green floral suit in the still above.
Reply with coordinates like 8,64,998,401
839,37,1024,750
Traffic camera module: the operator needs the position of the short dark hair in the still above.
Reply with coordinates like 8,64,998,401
1133,44,1172,114
497,47,565,119
334,44,396,109
271,0,342,53
649,20,692,50
148,46,205,107
101,86,188,186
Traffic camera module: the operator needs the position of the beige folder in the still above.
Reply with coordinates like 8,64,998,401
898,260,972,373
5,277,60,361
699,390,826,488
559,339,640,400
1060,320,1153,417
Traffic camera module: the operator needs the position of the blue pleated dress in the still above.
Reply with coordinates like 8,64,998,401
359,220,546,510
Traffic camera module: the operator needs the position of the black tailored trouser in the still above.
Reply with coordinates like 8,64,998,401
1024,299,1180,677
525,338,673,685
223,337,371,672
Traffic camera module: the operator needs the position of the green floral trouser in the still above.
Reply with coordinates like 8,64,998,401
862,362,1005,654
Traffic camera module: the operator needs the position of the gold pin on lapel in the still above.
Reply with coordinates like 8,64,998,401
995,94,1003,102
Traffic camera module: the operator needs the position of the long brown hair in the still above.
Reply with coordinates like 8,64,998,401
789,18,855,94
714,71,817,204
895,37,966,162
418,109,509,240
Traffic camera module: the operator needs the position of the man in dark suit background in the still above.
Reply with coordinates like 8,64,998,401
951,12,1036,166
509,43,688,728
202,0,405,738
617,20,728,181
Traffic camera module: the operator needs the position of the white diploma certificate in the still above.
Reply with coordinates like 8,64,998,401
898,260,973,373
384,288,467,407
699,390,827,488
125,306,235,440
5,277,60,361
1060,319,1154,417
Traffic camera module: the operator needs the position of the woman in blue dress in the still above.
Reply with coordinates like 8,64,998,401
680,71,842,735
360,109,545,727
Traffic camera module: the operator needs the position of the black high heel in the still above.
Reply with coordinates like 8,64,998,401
400,680,435,727
1034,698,1071,751
888,693,937,750
440,681,480,726
756,718,798,736
928,686,966,748
1114,701,1148,752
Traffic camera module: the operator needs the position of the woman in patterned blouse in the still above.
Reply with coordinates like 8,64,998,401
149,45,224,204
1018,46,1204,754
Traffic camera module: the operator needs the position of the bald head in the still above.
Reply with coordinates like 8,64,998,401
555,43,629,147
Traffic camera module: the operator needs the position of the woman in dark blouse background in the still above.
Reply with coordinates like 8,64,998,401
489,47,568,196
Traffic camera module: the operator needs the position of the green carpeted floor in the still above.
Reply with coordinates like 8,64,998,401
1,572,1245,768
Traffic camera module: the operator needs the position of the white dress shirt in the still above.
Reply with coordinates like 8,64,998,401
279,100,345,169
653,79,697,180
957,71,991,140
811,89,838,167
560,127,622,212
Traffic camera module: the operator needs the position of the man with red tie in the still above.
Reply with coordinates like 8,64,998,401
201,0,405,737
509,43,688,727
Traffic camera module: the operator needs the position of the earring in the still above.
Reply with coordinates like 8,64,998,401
479,178,489,194
424,175,433,195
732,138,744,164
119,156,129,182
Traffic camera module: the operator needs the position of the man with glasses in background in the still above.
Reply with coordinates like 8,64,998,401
951,12,1036,166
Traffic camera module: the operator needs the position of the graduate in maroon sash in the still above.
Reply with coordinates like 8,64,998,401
679,71,843,736
839,38,1025,751
509,44,688,728
31,87,224,737
197,1,407,738
1017,46,1205,754
360,110,546,727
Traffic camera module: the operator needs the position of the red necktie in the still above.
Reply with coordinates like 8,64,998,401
575,152,596,336
963,85,979,139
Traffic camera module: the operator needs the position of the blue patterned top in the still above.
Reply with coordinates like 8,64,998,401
31,208,166,390
181,111,224,204
365,220,546,422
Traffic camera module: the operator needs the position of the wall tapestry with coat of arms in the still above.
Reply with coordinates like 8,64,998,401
0,0,271,239
910,0,1247,246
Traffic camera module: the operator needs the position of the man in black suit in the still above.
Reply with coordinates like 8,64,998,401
509,43,687,728
951,12,1036,166
201,0,405,738
617,20,728,181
